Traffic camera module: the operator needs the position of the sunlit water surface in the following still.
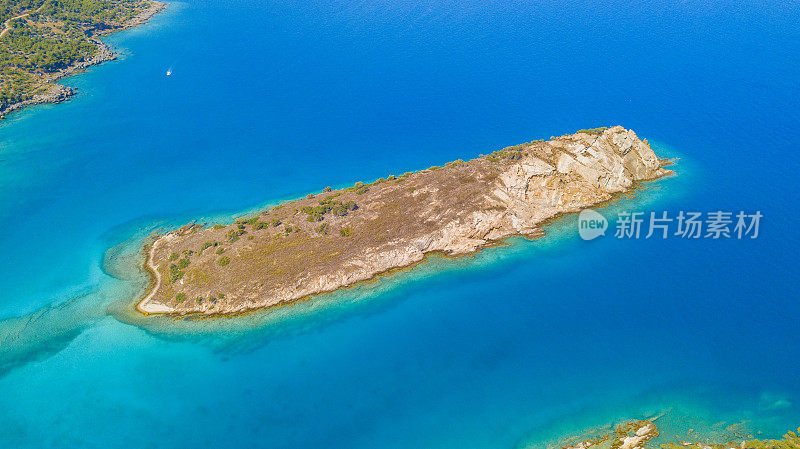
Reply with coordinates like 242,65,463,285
0,0,798,447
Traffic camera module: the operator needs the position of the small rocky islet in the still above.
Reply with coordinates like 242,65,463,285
137,126,672,316
555,419,800,449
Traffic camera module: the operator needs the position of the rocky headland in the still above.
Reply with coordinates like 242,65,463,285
137,126,673,316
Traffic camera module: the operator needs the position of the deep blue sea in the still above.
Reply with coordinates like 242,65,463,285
1,0,799,447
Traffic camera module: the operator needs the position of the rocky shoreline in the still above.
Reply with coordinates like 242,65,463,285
137,126,674,316
553,419,800,449
0,1,166,120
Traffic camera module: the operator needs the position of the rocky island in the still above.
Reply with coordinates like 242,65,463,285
137,126,673,316
554,419,800,449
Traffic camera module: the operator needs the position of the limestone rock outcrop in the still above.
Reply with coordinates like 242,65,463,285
138,126,671,315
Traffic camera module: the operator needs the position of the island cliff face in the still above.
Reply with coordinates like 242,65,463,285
137,126,672,316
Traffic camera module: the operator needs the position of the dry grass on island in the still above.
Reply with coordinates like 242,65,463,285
138,126,673,316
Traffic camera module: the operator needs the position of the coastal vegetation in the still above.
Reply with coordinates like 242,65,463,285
0,0,163,115
168,256,190,283
576,126,609,135
199,241,221,253
227,227,245,242
301,196,357,222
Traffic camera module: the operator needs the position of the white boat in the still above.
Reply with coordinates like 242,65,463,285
166,69,172,76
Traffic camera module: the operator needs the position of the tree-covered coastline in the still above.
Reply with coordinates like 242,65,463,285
0,0,163,115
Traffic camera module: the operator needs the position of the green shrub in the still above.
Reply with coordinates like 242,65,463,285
169,264,184,283
212,224,225,229
484,146,525,162
338,201,360,215
316,223,329,235
339,227,352,237
302,198,357,221
175,293,187,303
236,217,258,226
319,195,337,205
200,241,221,252
227,228,245,242
168,252,179,261
218,256,230,266
576,127,608,135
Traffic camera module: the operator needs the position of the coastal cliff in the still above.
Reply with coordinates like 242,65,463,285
137,126,672,316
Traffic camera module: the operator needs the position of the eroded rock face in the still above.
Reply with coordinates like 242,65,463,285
138,126,672,316
559,420,659,449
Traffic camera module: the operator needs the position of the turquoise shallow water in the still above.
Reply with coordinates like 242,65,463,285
1,0,799,447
